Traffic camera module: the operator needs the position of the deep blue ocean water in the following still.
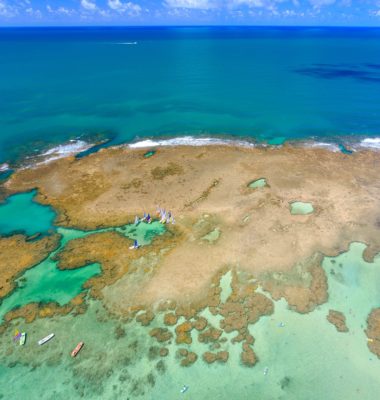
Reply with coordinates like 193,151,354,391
1,26,380,164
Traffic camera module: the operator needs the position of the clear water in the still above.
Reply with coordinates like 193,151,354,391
290,201,314,215
116,221,166,245
1,243,380,399
0,190,56,236
1,27,380,164
0,257,101,322
248,178,267,189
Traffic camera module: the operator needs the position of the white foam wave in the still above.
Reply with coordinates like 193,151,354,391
32,140,93,166
359,138,380,149
0,163,9,172
128,136,256,149
307,142,341,152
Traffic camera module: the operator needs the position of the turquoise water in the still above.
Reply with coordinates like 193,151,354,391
248,178,267,189
116,221,166,245
0,257,101,321
1,27,380,163
0,219,166,321
0,190,56,236
1,243,380,399
290,201,314,215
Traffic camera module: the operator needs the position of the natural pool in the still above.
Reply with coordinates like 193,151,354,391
143,150,156,158
0,220,166,322
248,178,267,189
0,190,56,236
290,201,314,215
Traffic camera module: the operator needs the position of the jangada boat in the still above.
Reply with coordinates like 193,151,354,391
38,333,54,345
71,341,84,357
19,332,26,346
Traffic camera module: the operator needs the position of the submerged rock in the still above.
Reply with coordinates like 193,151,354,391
180,352,198,367
202,351,228,364
327,310,349,332
159,348,169,357
366,308,380,358
198,327,222,343
241,342,257,367
149,328,173,343
175,321,193,344
136,310,155,326
163,312,178,326
192,316,208,331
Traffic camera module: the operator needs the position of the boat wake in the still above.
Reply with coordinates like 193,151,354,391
115,42,138,45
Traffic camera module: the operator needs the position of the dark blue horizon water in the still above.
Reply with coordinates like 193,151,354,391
1,26,380,164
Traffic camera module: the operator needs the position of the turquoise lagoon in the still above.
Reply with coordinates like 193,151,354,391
248,178,268,189
0,189,166,322
290,201,314,215
0,190,56,236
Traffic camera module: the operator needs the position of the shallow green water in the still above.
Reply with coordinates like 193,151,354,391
0,220,165,322
0,258,101,322
0,190,56,236
1,243,379,399
248,178,267,189
290,201,314,215
116,221,166,246
201,228,221,243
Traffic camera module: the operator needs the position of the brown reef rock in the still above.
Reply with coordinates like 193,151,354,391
149,328,173,343
0,234,60,298
163,312,178,326
241,342,257,367
327,310,348,332
202,351,229,364
260,253,328,314
366,308,380,358
136,310,155,326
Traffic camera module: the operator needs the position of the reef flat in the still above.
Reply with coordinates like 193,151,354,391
2,143,380,399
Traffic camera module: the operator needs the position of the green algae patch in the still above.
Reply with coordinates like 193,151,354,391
143,150,156,158
248,178,267,189
290,201,314,215
0,190,56,236
202,228,221,243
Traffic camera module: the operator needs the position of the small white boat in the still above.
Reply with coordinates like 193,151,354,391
19,332,26,346
180,385,189,393
38,333,55,345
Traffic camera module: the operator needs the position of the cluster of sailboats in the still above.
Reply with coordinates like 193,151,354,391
130,207,175,250
13,330,83,357
134,206,176,226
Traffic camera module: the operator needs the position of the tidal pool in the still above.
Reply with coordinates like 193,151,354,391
143,150,156,158
116,221,166,245
0,190,56,236
290,201,314,215
248,178,267,189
